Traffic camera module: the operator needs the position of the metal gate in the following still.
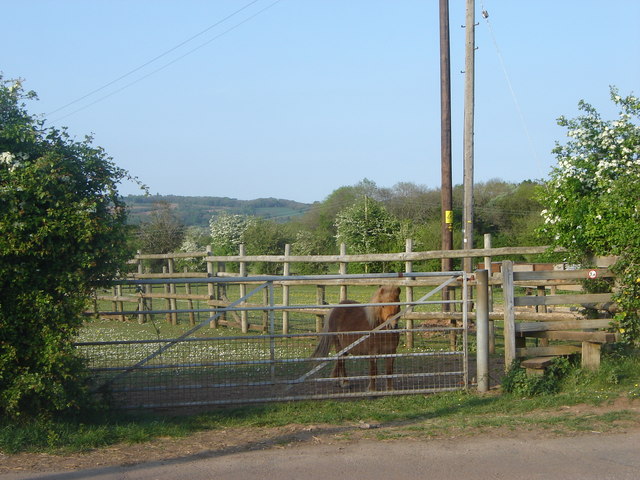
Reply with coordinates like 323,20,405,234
77,272,471,409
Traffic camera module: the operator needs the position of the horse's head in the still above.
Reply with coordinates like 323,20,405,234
371,285,401,328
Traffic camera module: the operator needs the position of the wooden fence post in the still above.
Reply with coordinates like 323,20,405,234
339,243,347,301
316,285,325,333
206,245,219,328
144,266,152,324
110,286,117,320
582,342,602,370
262,288,269,331
184,267,195,326
536,286,549,347
116,284,125,322
405,239,414,348
282,244,291,334
484,234,495,353
502,260,516,368
167,257,177,325
163,265,171,324
136,250,145,324
239,244,248,333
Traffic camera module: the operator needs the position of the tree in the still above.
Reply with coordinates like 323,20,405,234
475,180,546,250
539,88,640,343
209,212,255,256
335,196,401,272
290,230,331,274
382,182,441,223
0,77,133,418
175,226,211,272
242,218,294,274
136,202,185,271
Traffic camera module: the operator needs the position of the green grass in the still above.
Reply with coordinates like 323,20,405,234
2,352,639,455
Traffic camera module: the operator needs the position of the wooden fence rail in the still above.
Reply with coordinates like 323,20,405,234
128,244,556,266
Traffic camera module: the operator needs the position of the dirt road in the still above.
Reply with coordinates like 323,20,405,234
3,428,640,480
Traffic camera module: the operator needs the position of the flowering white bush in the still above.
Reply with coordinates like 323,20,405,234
175,226,210,272
539,87,640,344
335,196,400,255
539,88,640,259
209,212,255,255
334,196,401,272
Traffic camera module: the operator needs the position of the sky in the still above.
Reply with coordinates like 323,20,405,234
3,1,639,204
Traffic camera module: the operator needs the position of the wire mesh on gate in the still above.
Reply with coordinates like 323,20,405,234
78,272,470,409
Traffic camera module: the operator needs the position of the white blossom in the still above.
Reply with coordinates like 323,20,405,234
0,151,23,172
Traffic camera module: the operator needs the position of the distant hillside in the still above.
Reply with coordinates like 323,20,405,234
124,195,311,228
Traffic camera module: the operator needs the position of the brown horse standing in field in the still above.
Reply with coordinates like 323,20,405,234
312,285,401,391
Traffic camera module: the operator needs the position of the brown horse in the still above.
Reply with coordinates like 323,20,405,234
312,285,401,391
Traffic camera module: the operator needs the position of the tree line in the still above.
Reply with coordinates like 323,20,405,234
131,177,548,274
125,194,309,227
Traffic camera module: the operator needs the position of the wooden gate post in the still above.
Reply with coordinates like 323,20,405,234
502,260,516,368
483,234,495,353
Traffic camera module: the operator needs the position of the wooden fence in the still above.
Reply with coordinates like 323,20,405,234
501,260,619,372
93,242,623,375
94,240,559,333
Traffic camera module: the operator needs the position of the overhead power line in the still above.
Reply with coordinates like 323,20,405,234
48,0,282,123
480,2,543,177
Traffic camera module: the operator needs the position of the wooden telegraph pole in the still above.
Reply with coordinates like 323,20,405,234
439,0,454,333
439,0,453,272
462,0,476,273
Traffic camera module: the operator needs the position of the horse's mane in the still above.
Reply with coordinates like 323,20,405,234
364,306,379,329
365,285,400,328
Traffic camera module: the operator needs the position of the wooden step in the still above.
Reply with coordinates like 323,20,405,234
521,356,556,376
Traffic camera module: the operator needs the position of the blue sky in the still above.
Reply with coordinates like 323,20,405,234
3,1,639,203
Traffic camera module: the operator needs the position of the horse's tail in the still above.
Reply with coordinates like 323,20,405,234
311,313,333,358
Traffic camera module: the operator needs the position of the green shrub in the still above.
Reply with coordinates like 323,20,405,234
0,76,133,419
502,357,573,396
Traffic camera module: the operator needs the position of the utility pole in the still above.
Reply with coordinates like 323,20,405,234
439,0,453,273
462,0,475,273
439,0,453,326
